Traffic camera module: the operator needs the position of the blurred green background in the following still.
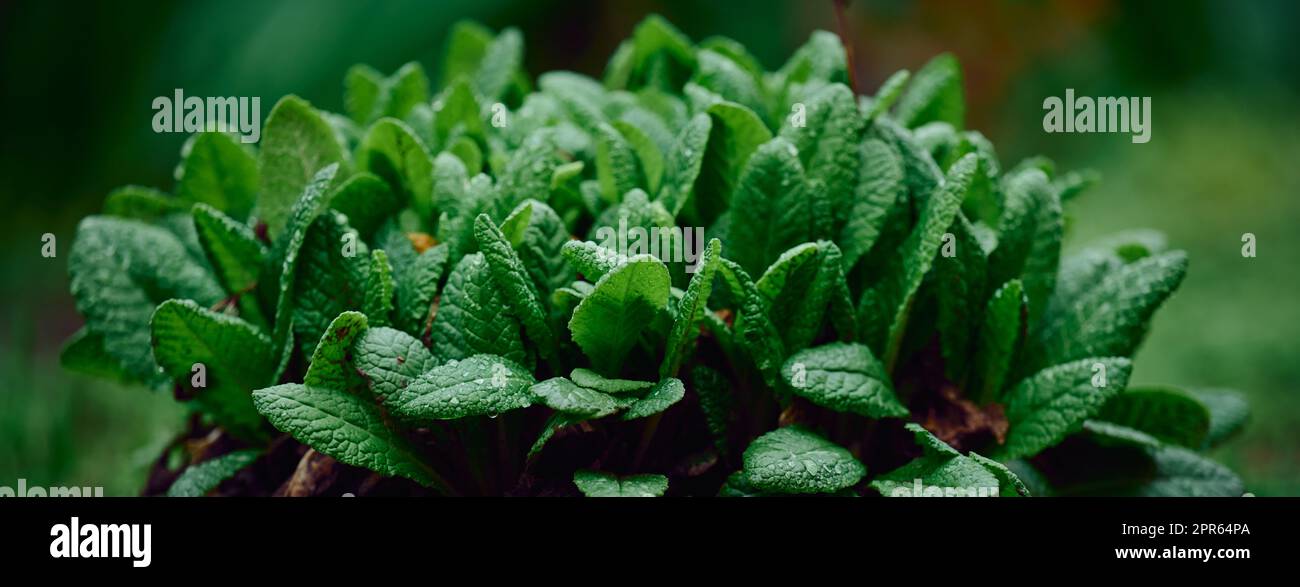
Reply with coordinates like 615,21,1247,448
1,0,1296,495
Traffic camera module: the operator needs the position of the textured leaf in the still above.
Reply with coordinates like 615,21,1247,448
971,279,1026,404
621,377,685,420
660,238,720,378
429,252,527,365
252,383,443,488
69,216,225,384
531,377,621,418
166,450,259,497
613,119,664,193
894,53,964,129
358,118,435,225
573,470,668,497
693,50,766,121
739,425,865,494
352,326,436,403
1190,389,1250,449
568,255,670,375
934,213,988,382
774,30,848,90
393,242,449,337
987,167,1061,327
328,172,402,239
192,203,269,328
858,153,976,368
595,122,644,203
727,137,819,275
433,79,485,150
473,27,523,101
363,250,394,327
692,365,733,455
872,424,1021,497
386,354,534,421
150,299,273,439
570,368,654,394
515,200,575,302
864,69,910,121
265,164,340,375
1098,386,1212,449
716,258,785,388
177,132,258,221
103,185,187,220
1001,357,1133,459
779,83,862,229
292,211,370,357
59,328,132,382
839,138,905,269
656,113,711,216
695,101,772,225
302,311,368,393
475,214,555,358
255,96,347,239
781,343,907,418
1029,251,1188,370
756,241,856,352
441,20,494,87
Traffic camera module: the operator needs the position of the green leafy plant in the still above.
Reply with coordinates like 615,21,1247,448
62,15,1249,497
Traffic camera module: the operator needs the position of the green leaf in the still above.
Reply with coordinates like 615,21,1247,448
693,50,766,122
1000,357,1133,459
352,326,436,403
595,122,644,203
838,138,905,269
441,20,494,87
192,202,269,329
1098,386,1212,449
103,185,187,220
1190,389,1250,449
871,424,1025,497
358,118,435,226
971,279,1026,404
661,238,720,378
864,69,910,121
987,168,1061,328
265,164,340,376
531,377,621,418
344,64,386,124
727,137,818,275
739,425,865,495
386,62,430,120
756,241,855,352
613,119,664,194
695,101,772,225
561,240,621,282
569,255,670,375
328,172,402,239
474,27,524,101
622,377,685,420
59,328,132,383
363,250,394,327
775,30,848,90
1029,251,1188,370
527,411,588,459
302,311,368,393
432,79,485,149
177,132,258,221
475,214,555,358
858,153,976,368
779,83,862,229
252,383,443,489
515,200,575,302
692,365,733,455
894,53,964,129
1119,446,1245,497
255,96,347,239
150,299,273,439
656,113,711,216
570,368,654,394
573,470,668,497
716,258,785,388
393,242,449,338
292,211,370,357
934,213,988,382
69,216,225,384
429,252,527,365
166,450,259,497
385,354,535,421
781,343,908,418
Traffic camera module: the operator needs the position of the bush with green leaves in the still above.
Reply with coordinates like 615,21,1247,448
63,15,1250,497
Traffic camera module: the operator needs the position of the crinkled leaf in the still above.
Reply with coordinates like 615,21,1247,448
166,450,259,497
475,214,555,358
971,279,1026,404
573,470,668,497
531,377,620,418
660,238,720,378
894,53,964,129
1098,386,1212,449
192,202,269,328
621,377,685,420
386,354,534,421
429,252,527,365
255,96,347,239
363,250,394,327
1000,357,1133,459
568,255,670,375
781,342,907,418
739,425,865,495
177,132,257,221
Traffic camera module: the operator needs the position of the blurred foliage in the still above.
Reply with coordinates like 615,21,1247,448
0,0,1295,494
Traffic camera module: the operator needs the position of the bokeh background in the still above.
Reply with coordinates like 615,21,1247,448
1,0,1296,495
